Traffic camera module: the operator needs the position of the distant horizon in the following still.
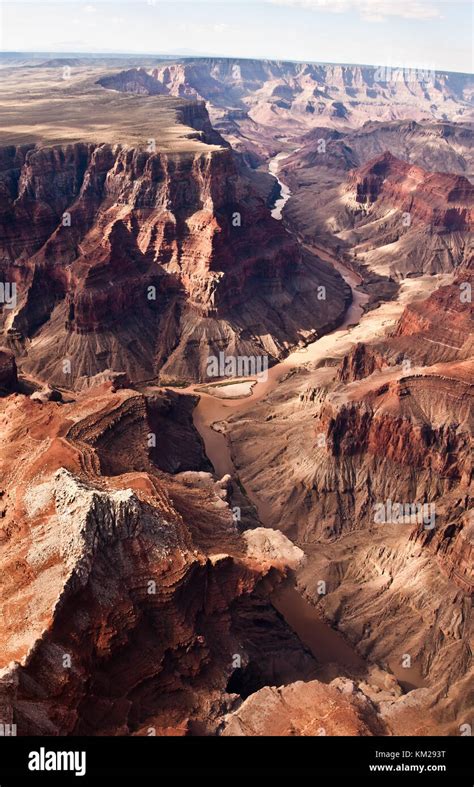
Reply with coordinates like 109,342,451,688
1,1,472,74
1,51,472,77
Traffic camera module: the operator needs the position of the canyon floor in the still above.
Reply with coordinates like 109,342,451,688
0,55,472,739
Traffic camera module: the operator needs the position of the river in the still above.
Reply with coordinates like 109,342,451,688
268,150,294,219
158,149,437,690
271,581,367,677
170,147,369,479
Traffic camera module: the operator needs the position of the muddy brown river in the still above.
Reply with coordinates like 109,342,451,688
162,151,438,691
271,582,367,675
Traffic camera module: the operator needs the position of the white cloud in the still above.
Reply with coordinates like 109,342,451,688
267,0,442,21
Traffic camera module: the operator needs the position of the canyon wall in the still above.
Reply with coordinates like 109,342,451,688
0,380,317,735
224,264,473,733
284,151,474,279
111,60,474,132
0,56,472,740
0,102,347,386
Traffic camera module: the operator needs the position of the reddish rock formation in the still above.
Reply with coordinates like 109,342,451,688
117,60,474,134
348,151,474,230
337,343,387,382
223,258,472,733
279,121,474,192
284,151,473,278
0,383,311,736
221,678,387,736
1,56,472,743
0,105,347,386
385,270,474,365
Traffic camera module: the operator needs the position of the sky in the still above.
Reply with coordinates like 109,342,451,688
0,0,472,73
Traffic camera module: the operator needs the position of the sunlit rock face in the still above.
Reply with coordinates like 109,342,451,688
121,60,474,128
347,151,474,230
0,54,472,741
0,381,320,736
0,104,347,386
223,249,472,735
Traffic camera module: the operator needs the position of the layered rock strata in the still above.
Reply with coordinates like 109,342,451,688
0,381,320,735
0,104,347,386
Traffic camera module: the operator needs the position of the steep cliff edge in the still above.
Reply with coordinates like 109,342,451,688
1,56,472,740
0,103,347,386
347,151,474,230
280,121,474,190
284,152,474,278
223,270,472,732
107,60,474,137
381,269,474,365
0,382,317,735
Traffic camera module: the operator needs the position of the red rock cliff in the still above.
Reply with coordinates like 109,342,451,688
348,151,474,230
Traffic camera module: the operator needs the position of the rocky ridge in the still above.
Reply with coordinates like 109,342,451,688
0,380,329,735
0,102,347,386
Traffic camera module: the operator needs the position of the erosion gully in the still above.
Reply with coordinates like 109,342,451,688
163,148,426,692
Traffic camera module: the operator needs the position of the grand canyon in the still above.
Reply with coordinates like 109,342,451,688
0,47,472,752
